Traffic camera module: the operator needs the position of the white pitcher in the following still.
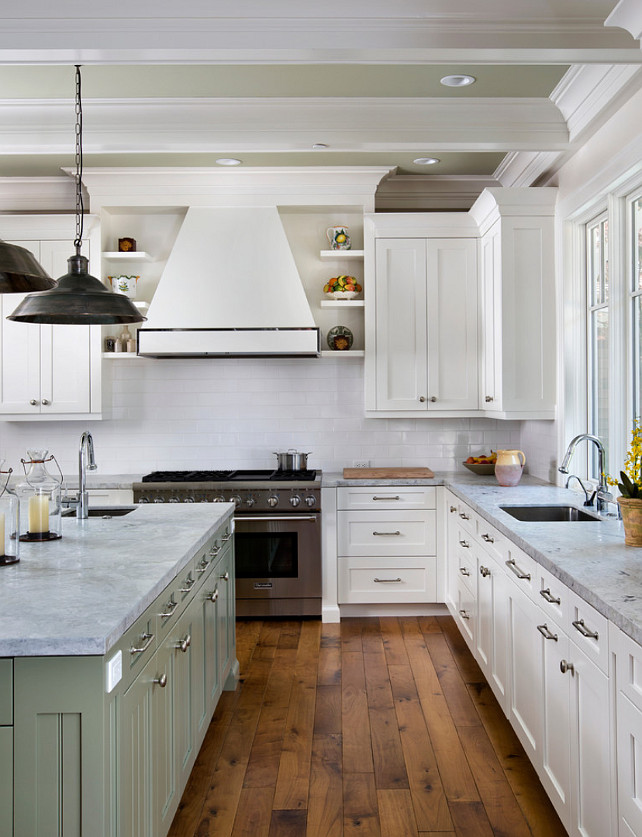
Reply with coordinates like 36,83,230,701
495,449,526,487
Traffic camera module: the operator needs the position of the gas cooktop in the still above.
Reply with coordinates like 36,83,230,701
140,469,318,483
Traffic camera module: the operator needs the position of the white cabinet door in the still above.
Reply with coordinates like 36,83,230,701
374,238,428,411
0,239,92,416
479,220,501,409
476,551,509,711
426,238,478,410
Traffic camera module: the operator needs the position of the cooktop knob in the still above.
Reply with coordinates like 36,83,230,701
168,497,180,503
153,497,165,503
184,497,195,503
214,495,226,503
138,497,150,503
246,496,256,507
290,495,301,507
304,495,317,507
230,494,242,507
267,495,279,508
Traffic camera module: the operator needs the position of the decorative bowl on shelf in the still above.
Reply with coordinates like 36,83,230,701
324,290,361,300
323,275,362,299
462,461,496,475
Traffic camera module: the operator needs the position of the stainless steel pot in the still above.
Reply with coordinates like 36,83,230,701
273,449,312,471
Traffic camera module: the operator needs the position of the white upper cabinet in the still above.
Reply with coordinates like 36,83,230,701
470,187,557,419
366,213,479,416
0,217,102,420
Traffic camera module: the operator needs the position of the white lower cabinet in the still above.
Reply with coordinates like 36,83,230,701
337,486,438,604
445,491,615,837
612,624,642,837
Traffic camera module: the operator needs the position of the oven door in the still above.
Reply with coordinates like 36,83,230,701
234,513,321,616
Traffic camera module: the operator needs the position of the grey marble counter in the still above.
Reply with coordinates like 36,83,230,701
0,503,234,658
325,470,642,645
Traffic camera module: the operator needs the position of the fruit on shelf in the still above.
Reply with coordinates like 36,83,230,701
466,452,497,465
323,275,362,294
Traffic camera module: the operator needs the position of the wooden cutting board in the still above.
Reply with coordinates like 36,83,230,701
342,466,434,479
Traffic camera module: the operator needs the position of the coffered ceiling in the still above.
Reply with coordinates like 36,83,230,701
0,0,640,205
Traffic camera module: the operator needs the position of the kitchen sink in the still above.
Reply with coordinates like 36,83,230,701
62,506,137,518
500,505,601,522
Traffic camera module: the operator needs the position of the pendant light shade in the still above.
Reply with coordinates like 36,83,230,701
8,254,144,324
0,240,56,293
7,65,145,326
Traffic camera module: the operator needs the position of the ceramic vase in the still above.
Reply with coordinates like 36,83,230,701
617,497,642,546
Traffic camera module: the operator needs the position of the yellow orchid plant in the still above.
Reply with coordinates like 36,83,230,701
614,419,642,498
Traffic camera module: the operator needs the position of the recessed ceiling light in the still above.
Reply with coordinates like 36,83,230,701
215,157,242,166
413,157,440,166
312,143,329,150
440,74,476,87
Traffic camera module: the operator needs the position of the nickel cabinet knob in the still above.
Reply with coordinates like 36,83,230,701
41,399,50,405
419,396,426,403
29,399,38,406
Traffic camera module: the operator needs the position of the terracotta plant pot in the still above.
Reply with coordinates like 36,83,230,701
617,497,642,546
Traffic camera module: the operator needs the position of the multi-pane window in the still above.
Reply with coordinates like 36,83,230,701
587,213,609,477
632,196,642,420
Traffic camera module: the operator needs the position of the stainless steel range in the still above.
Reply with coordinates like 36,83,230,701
132,469,321,617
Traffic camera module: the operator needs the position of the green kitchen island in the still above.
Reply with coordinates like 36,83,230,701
0,502,238,837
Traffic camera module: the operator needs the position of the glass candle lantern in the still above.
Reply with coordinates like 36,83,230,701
16,449,63,542
0,464,19,565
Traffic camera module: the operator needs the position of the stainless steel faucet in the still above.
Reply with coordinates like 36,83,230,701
559,434,612,513
78,431,97,519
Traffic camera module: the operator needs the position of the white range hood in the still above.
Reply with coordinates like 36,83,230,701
137,206,319,357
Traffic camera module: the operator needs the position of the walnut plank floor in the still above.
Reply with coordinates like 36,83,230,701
168,616,567,837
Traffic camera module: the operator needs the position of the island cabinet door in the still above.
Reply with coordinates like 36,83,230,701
197,577,221,733
217,544,235,686
120,644,176,837
171,597,200,791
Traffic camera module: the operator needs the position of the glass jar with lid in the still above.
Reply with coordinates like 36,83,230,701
15,449,63,541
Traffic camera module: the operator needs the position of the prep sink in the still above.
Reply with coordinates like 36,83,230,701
500,505,601,522
62,506,136,518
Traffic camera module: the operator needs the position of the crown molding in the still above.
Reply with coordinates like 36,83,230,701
494,151,564,187
375,174,500,211
0,176,78,212
605,0,642,43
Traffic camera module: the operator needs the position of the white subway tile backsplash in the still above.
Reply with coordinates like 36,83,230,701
0,359,557,478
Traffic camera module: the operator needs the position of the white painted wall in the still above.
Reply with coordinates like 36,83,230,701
0,357,522,478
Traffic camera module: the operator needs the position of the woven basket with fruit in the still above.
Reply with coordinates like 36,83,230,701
323,275,362,299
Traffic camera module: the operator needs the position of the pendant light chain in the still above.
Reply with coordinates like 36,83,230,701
73,65,84,255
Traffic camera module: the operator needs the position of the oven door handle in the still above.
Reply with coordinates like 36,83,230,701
236,514,318,522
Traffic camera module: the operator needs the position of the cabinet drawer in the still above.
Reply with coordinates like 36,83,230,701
503,544,537,596
111,600,159,692
0,659,12,725
338,510,436,556
475,519,507,563
339,557,437,603
455,503,477,537
337,486,436,510
536,566,569,626
613,625,642,713
567,589,608,673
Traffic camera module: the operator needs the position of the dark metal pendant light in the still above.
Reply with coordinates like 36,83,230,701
0,240,55,293
8,66,145,325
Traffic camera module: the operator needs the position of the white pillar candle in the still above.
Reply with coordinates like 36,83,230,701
28,494,49,534
0,512,5,554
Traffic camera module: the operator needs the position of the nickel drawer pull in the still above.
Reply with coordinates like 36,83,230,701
179,576,196,593
374,577,402,583
505,558,531,581
450,506,457,513
572,618,599,640
196,558,210,575
209,544,221,556
459,567,471,577
373,530,401,536
480,566,491,577
540,588,561,605
176,634,191,653
372,495,401,501
459,609,470,620
481,533,495,543
537,624,559,641
130,632,154,655
221,532,232,542
159,600,179,619
207,588,219,603
459,539,470,548
459,512,470,520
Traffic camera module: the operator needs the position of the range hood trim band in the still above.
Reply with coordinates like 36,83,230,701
136,326,321,358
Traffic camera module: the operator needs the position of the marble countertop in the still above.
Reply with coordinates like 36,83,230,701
0,503,234,658
326,470,642,645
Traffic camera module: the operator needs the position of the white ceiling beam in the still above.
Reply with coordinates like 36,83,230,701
0,97,569,156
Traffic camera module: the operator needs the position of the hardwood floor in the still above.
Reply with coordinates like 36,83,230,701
168,616,568,837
